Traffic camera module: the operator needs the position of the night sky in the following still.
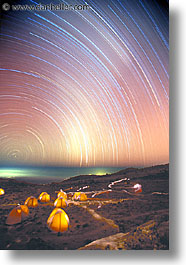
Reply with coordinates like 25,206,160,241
0,0,169,167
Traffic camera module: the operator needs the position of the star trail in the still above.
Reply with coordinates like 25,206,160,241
0,0,169,167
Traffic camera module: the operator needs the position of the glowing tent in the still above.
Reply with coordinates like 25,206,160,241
72,192,88,201
47,208,69,233
0,188,5,195
133,184,142,193
47,208,65,224
54,196,68,208
6,204,29,225
38,192,50,203
25,196,38,207
57,189,67,199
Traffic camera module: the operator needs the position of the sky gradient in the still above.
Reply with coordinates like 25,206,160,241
0,0,169,167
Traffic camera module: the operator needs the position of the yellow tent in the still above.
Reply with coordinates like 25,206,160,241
0,188,5,195
72,192,87,201
25,196,38,207
47,208,66,224
57,189,67,199
6,204,29,225
54,196,68,208
47,208,69,233
38,192,50,203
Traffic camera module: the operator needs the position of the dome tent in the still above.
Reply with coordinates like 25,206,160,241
38,192,50,203
0,188,5,195
47,208,69,233
72,192,87,201
47,208,66,223
57,189,67,199
6,204,29,225
54,196,68,208
25,196,38,207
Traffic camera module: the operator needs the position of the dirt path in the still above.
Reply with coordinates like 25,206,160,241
81,205,119,230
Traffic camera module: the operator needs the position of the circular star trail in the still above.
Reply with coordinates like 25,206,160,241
0,0,169,167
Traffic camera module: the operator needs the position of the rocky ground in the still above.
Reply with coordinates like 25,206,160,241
0,164,169,250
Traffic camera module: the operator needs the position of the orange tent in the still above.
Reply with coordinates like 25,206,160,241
47,208,65,223
57,189,67,199
0,188,5,195
38,192,50,203
54,197,68,208
6,204,29,225
25,196,38,207
47,208,69,233
72,192,87,201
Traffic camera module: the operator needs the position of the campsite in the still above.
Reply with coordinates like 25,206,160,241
0,164,169,250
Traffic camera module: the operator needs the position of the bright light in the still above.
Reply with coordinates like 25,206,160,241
0,169,32,178
96,172,107,176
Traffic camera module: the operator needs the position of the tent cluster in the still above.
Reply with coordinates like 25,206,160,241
6,191,50,226
53,189,68,208
44,189,70,233
0,188,5,196
3,180,142,234
5,188,88,233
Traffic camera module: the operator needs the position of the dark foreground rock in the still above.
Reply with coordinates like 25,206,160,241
79,219,169,250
